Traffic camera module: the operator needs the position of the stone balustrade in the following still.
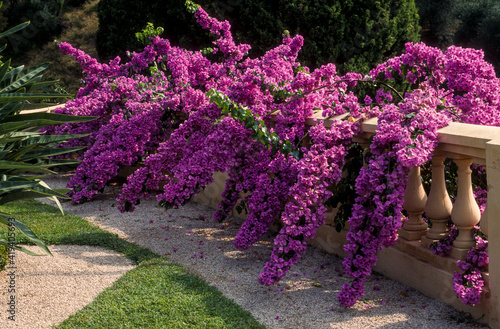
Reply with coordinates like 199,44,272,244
194,115,500,328
357,118,497,324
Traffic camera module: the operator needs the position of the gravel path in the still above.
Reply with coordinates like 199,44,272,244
0,245,134,329
1,173,488,329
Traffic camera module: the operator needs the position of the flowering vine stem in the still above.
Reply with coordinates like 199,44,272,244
207,90,299,159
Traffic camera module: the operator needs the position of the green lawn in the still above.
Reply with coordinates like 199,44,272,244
0,199,266,329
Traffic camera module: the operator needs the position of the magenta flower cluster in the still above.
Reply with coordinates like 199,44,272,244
259,120,360,286
336,42,496,306
429,226,459,257
52,4,497,308
430,226,488,305
339,88,451,306
454,235,488,306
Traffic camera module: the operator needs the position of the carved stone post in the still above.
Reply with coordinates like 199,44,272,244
421,155,453,248
485,139,500,327
400,166,428,240
450,158,481,260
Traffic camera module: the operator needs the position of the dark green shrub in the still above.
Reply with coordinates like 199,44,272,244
414,0,455,47
5,0,64,54
223,0,421,73
95,0,146,59
415,0,500,74
453,0,500,72
64,0,88,8
97,0,420,73
96,0,211,60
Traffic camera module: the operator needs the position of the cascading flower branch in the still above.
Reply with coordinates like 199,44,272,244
337,42,498,307
454,235,489,306
46,43,176,203
117,7,306,213
46,9,236,203
259,119,360,286
116,4,382,288
339,88,451,306
430,225,488,305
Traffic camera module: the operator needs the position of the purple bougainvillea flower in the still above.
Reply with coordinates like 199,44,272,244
53,3,494,309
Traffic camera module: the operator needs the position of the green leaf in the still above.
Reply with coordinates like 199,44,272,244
36,159,80,167
0,121,35,135
0,188,68,205
3,142,38,161
0,21,30,40
401,64,408,77
21,102,63,110
0,93,69,103
0,113,96,134
0,181,39,194
2,112,97,124
290,150,301,160
0,101,22,121
0,180,69,202
282,141,293,153
18,133,89,147
270,134,280,147
0,239,47,256
23,75,44,91
19,146,84,162
0,58,11,85
26,80,61,93
2,65,24,85
0,160,54,174
7,174,45,181
0,214,52,256
0,63,49,93
26,181,69,199
404,112,416,120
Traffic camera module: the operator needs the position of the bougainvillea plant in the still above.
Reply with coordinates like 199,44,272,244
49,1,497,307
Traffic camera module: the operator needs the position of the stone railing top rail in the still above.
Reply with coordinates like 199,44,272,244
37,103,500,165
436,122,500,164
303,111,500,165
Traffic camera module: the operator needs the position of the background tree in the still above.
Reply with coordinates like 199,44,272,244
415,0,500,74
4,0,64,53
96,0,420,73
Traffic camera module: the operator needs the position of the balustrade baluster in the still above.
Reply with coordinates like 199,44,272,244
421,155,453,248
400,166,428,240
450,158,481,260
